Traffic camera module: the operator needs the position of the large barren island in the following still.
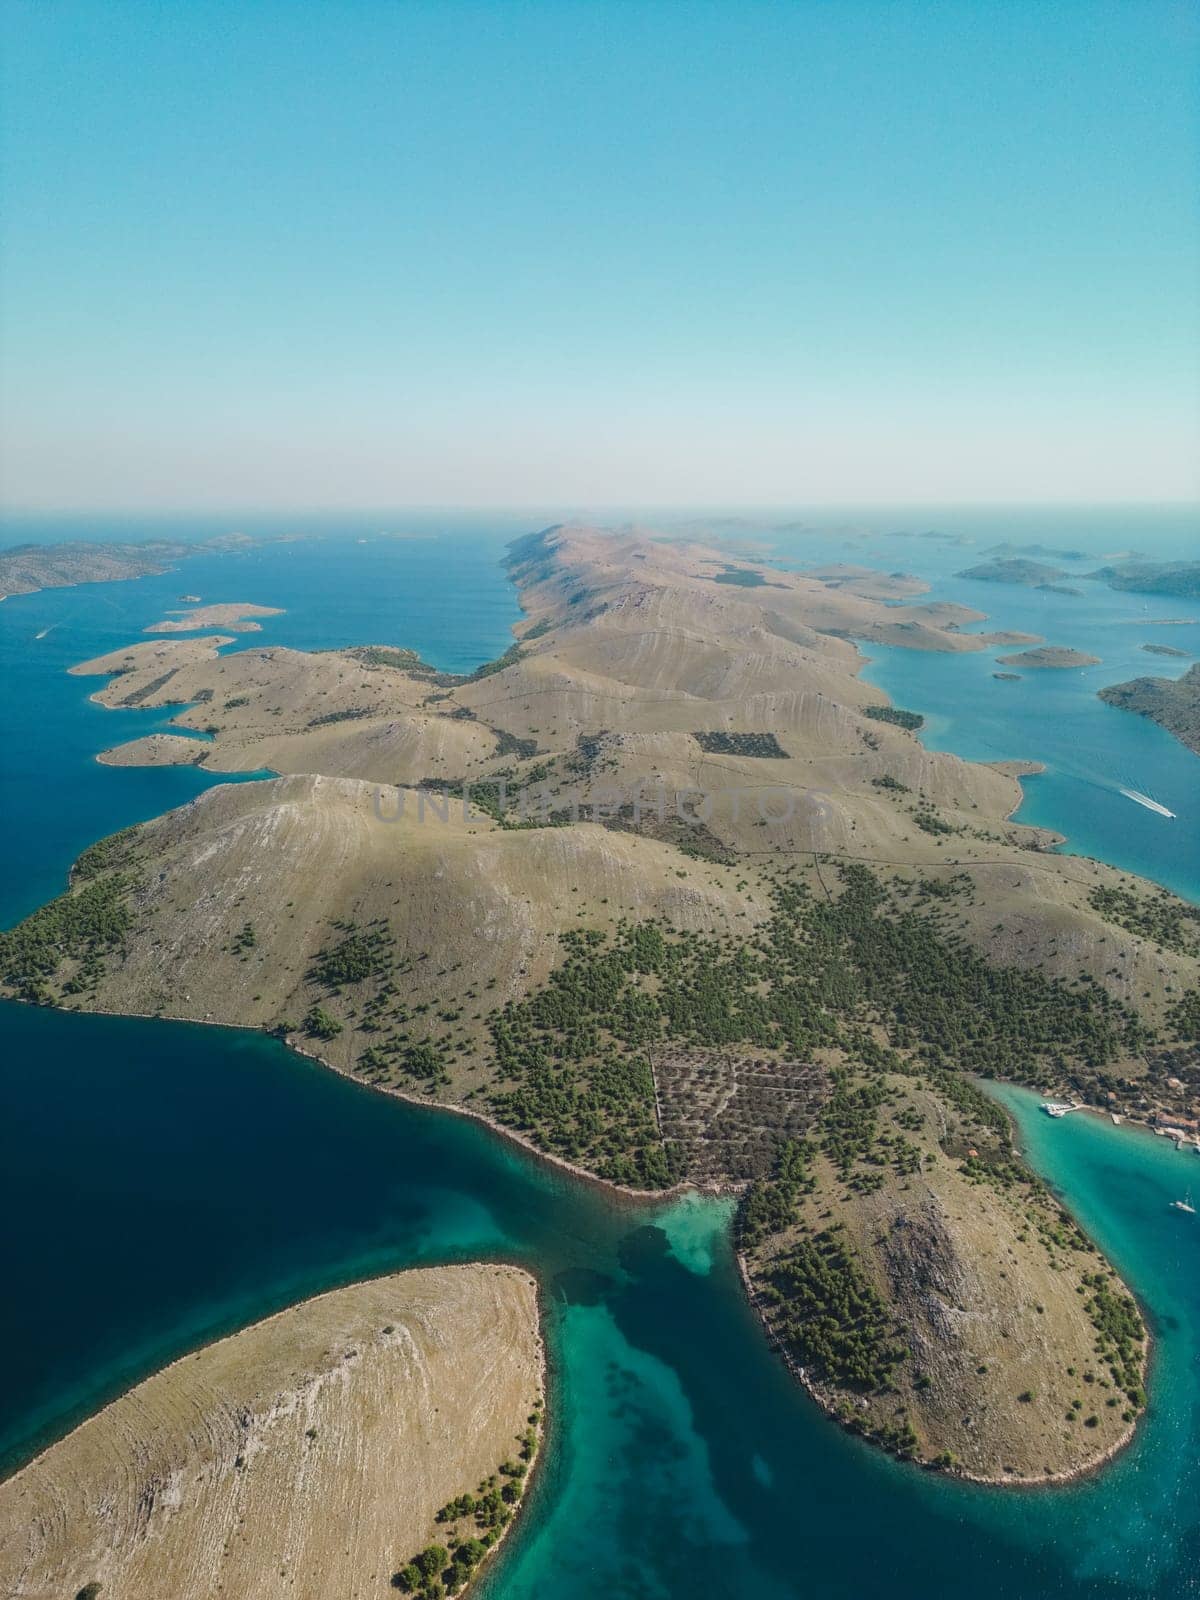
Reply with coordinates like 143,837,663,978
0,1266,543,1600
5,525,1196,1483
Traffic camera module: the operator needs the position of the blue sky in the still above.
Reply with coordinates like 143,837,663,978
1,0,1197,509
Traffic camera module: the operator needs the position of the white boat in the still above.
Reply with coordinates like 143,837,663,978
1118,788,1177,819
1170,1191,1196,1215
1041,1102,1076,1118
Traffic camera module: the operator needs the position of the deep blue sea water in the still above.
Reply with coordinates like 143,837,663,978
0,509,1197,1598
0,520,521,925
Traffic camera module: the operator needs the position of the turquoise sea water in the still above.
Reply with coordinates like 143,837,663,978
758,505,1200,902
1,510,1198,1598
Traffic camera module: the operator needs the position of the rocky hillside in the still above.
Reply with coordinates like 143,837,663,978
1100,661,1200,755
0,1266,542,1600
0,539,192,598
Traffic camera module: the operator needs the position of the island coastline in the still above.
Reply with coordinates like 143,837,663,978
1,524,1185,1487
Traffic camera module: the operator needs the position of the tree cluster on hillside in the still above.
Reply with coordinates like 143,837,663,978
863,705,924,731
758,1226,908,1392
0,873,135,1002
1089,883,1200,958
392,1407,542,1598
478,863,1148,1188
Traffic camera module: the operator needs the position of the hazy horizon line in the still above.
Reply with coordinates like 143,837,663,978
3,498,1198,520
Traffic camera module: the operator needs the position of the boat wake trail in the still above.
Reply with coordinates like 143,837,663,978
1118,788,1177,820
990,741,1180,822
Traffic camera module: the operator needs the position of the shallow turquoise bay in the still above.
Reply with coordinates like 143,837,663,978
1,511,1197,1598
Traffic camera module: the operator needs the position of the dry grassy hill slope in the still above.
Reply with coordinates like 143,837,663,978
0,1265,542,1600
16,769,758,1061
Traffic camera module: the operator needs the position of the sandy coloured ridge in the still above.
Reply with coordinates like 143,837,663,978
145,602,284,633
0,1265,542,1600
